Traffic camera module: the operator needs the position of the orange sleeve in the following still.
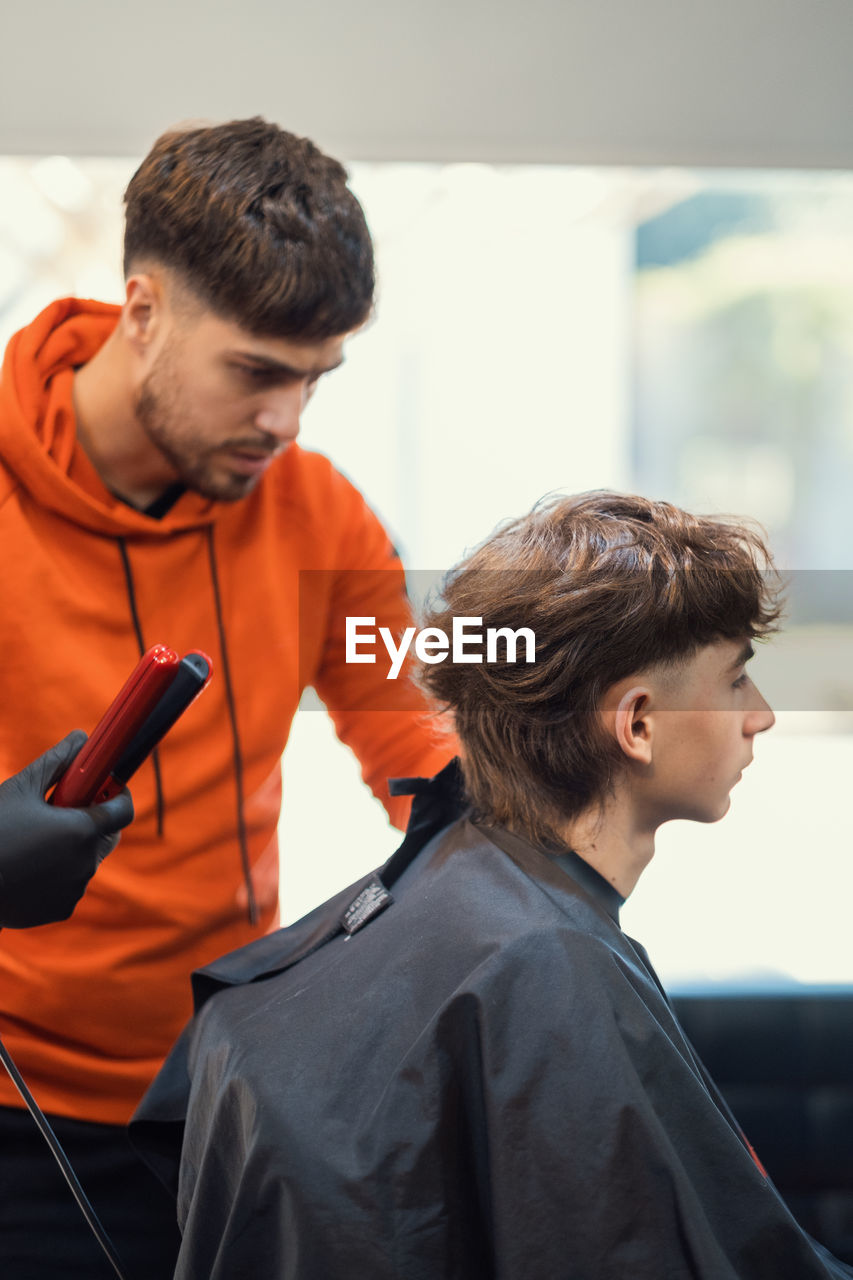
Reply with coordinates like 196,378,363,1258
305,475,456,829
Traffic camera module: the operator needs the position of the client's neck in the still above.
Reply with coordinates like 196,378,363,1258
558,788,657,899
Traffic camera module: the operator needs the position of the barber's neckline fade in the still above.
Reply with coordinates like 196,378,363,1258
122,117,375,342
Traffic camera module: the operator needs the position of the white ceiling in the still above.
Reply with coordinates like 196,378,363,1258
2,0,852,168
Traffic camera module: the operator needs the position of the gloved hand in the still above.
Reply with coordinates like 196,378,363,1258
0,731,134,929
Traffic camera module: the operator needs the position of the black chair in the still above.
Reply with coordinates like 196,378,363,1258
672,988,853,1265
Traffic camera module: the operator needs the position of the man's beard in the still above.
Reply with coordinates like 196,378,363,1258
134,355,263,503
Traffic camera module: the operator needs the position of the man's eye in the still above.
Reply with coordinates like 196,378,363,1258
732,673,749,689
237,365,277,383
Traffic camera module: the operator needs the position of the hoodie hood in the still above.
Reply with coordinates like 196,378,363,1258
0,297,217,537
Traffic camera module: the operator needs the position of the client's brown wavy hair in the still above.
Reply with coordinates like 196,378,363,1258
419,491,782,847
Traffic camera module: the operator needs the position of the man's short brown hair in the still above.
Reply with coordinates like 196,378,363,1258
123,117,374,339
419,491,782,847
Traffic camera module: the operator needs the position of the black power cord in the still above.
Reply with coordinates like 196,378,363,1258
0,1032,132,1280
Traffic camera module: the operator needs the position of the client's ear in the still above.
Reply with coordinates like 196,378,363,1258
612,685,654,767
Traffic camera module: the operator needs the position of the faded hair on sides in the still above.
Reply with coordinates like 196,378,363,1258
418,491,783,848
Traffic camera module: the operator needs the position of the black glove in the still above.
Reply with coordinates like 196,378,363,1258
0,731,134,929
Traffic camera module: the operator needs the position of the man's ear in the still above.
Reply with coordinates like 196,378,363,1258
612,685,654,767
121,273,165,356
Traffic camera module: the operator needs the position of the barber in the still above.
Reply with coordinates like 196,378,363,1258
0,732,133,929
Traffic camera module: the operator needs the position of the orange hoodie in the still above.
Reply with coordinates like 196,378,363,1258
0,299,451,1124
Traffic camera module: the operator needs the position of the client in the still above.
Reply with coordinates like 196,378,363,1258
132,491,852,1278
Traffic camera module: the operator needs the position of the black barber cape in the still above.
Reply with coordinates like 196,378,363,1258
131,763,852,1279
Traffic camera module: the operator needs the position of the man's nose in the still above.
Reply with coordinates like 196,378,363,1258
745,687,775,737
253,382,309,441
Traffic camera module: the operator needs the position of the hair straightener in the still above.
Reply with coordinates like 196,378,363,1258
51,644,212,807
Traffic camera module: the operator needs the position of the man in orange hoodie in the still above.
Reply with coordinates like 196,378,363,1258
0,118,451,1278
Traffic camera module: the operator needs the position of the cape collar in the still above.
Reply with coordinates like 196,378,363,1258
480,823,625,925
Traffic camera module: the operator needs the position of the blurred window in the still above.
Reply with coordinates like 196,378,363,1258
2,158,852,985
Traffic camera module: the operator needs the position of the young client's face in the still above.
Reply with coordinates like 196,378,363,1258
643,638,775,826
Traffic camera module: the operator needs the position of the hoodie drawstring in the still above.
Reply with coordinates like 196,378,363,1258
204,525,259,926
116,532,259,925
